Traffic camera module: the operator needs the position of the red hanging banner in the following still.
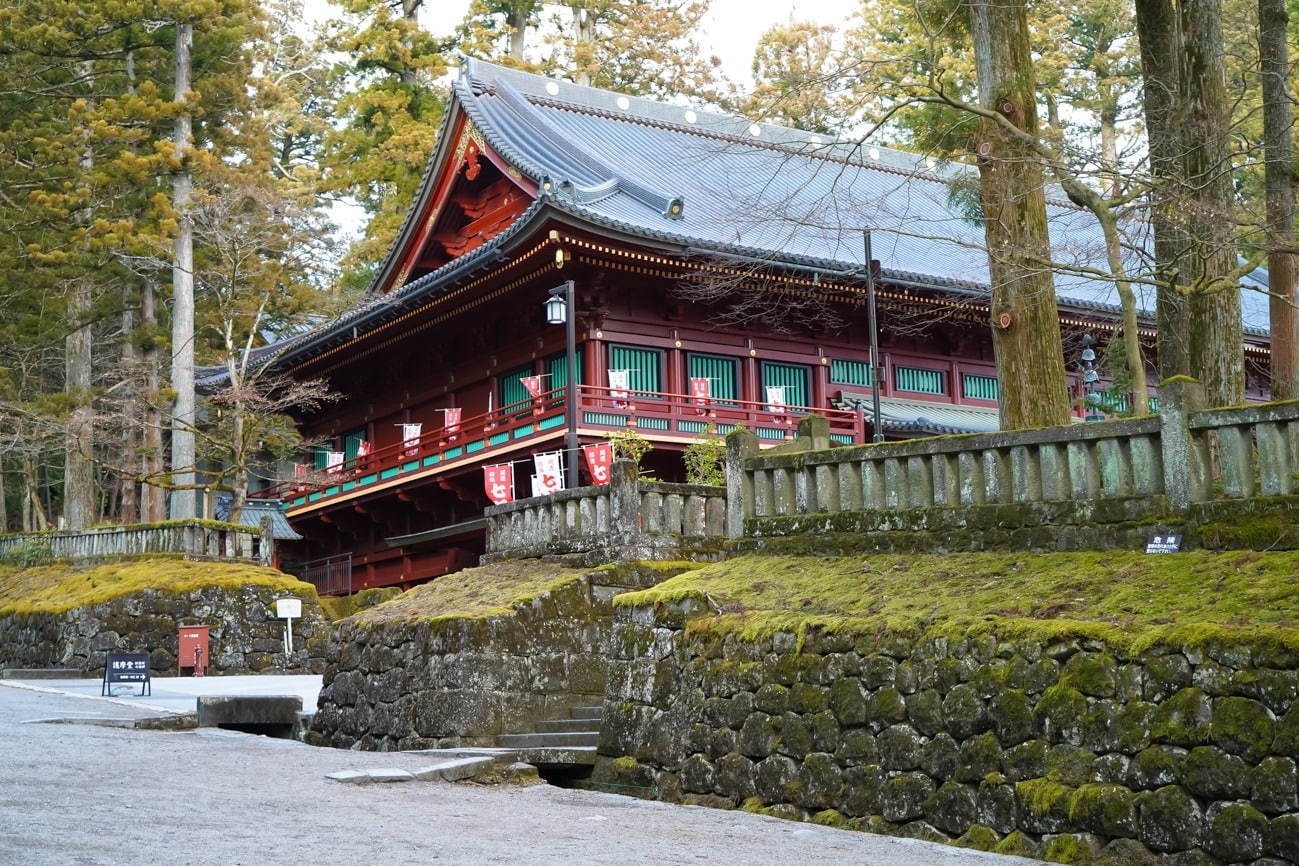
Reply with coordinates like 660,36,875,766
689,377,711,414
443,408,461,439
356,440,372,458
583,442,614,485
484,464,514,504
520,376,543,398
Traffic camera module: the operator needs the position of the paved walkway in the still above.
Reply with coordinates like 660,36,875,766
0,684,1034,866
2,673,322,715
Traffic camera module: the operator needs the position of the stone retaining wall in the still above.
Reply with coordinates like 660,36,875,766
597,599,1299,864
0,584,329,675
306,562,692,751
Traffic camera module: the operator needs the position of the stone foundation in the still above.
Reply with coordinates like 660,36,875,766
597,598,1299,864
306,561,692,751
0,583,329,675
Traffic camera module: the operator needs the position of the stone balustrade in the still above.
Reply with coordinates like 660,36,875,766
725,379,1299,551
0,519,274,566
483,460,725,563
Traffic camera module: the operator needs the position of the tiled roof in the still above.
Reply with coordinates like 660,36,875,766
835,391,1002,436
202,57,1270,387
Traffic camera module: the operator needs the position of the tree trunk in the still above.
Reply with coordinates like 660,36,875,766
231,412,247,523
400,0,422,87
64,277,94,530
23,455,49,532
1260,0,1298,398
170,21,197,519
1098,101,1120,199
572,4,594,87
508,8,527,59
967,0,1071,429
119,296,139,524
1180,0,1244,406
0,463,8,532
1134,0,1190,379
141,277,165,521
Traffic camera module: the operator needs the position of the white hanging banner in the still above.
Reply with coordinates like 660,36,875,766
765,386,787,414
609,369,630,408
533,450,565,494
530,474,546,498
325,451,344,473
400,423,422,456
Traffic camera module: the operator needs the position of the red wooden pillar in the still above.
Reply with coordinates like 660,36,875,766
743,344,760,403
813,357,830,409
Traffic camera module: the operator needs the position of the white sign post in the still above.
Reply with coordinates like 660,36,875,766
276,597,302,655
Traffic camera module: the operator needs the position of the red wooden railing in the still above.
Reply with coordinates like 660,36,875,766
253,385,863,505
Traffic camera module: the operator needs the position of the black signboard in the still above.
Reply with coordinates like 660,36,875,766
101,652,151,697
1145,533,1182,554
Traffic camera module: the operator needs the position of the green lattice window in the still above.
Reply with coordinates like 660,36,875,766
962,373,999,401
830,358,874,387
545,350,585,392
761,361,810,407
895,365,946,395
608,345,662,397
687,354,739,405
499,363,534,409
312,445,333,470
342,428,367,460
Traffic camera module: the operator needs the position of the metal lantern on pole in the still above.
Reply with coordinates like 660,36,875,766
864,231,884,443
547,281,580,489
1081,334,1103,421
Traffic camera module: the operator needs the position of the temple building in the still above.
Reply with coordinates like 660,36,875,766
229,58,1272,593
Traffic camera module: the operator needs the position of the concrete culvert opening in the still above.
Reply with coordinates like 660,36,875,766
197,695,302,741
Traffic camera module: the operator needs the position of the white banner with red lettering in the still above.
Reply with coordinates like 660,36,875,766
609,369,630,408
484,464,514,504
530,474,546,498
583,442,613,485
443,408,461,439
400,423,422,456
325,451,344,473
765,386,787,414
533,451,564,494
520,376,543,399
356,440,371,459
689,377,711,414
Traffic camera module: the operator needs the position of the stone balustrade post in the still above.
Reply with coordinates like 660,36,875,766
1157,378,1206,512
259,515,275,567
609,459,642,557
724,427,760,538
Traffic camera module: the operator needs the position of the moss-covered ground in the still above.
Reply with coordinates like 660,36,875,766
345,559,588,625
317,587,403,622
616,551,1299,652
0,557,315,616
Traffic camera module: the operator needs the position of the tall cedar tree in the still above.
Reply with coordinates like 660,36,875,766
1259,0,1297,397
967,0,1072,428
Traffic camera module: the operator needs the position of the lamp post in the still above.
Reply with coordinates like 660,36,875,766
864,231,884,443
545,280,580,489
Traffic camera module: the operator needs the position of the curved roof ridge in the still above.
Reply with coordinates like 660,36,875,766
465,60,685,220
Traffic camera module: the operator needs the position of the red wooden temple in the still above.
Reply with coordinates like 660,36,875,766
226,59,1272,593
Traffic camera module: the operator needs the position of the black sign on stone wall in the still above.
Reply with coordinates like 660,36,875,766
102,653,151,697
1145,533,1182,554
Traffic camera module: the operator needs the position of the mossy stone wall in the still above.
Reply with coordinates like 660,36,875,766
596,602,1299,865
0,584,329,675
305,562,687,751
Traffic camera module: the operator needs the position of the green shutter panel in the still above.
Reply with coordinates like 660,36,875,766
895,366,947,395
312,447,330,470
761,362,809,407
500,364,532,408
687,355,738,404
546,350,584,390
608,346,661,396
962,373,999,401
343,429,366,460
830,358,873,387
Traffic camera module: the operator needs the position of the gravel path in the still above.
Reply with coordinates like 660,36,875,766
0,684,1035,865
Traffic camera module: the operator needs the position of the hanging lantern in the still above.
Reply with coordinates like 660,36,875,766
543,293,567,325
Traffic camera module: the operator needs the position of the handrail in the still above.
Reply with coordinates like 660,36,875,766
256,383,861,504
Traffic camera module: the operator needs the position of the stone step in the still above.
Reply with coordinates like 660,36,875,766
569,706,602,720
497,731,599,748
535,718,601,733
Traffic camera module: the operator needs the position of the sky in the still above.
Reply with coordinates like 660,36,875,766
301,0,862,88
